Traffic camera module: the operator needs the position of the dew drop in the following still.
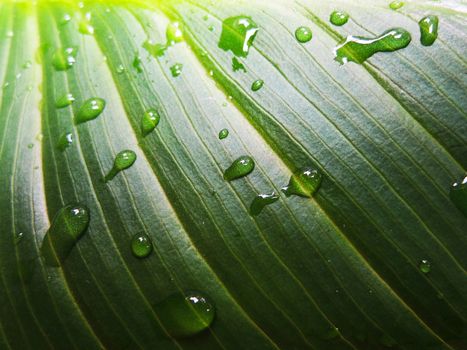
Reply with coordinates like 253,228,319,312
218,128,229,139
218,16,259,57
170,63,183,77
295,26,313,43
116,64,125,74
156,291,215,338
141,108,160,136
75,97,105,124
208,24,215,32
419,259,431,273
166,22,183,44
131,233,153,258
282,167,322,198
223,156,255,181
232,57,246,72
450,175,467,217
22,60,32,69
78,20,94,35
389,1,404,10
41,204,90,266
27,143,34,149
334,28,411,64
251,79,264,91
52,47,78,71
143,41,167,58
60,13,71,25
419,15,438,46
330,11,349,26
57,132,73,151
14,232,24,245
104,150,137,182
55,93,75,108
133,54,143,73
250,192,279,216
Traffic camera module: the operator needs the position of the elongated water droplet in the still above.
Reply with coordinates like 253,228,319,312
131,233,153,258
78,20,94,35
419,259,431,273
251,79,264,91
167,22,183,44
156,291,215,338
450,175,467,217
41,204,90,266
334,28,411,64
170,63,183,77
295,26,312,43
143,40,167,58
232,57,246,72
57,132,73,151
389,1,404,10
224,156,255,181
104,150,137,182
419,15,438,46
218,16,259,57
330,11,349,26
250,192,279,216
282,167,322,197
55,93,75,108
218,128,229,139
141,108,160,136
52,47,78,71
75,97,105,124
133,54,143,73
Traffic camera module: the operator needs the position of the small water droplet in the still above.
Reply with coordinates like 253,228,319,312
295,26,313,43
166,22,183,44
224,156,255,181
389,1,404,10
27,143,34,149
78,20,94,35
218,16,259,57
116,64,125,74
22,61,32,69
450,175,466,217
41,204,90,266
156,291,215,338
232,57,246,72
52,47,78,71
55,93,75,108
131,233,153,258
419,259,431,273
57,132,73,151
60,13,71,25
75,97,105,124
141,108,160,136
209,70,214,76
218,128,229,140
14,232,24,245
330,11,349,26
419,15,438,46
282,167,322,198
203,14,209,21
249,192,279,216
104,150,137,182
170,63,183,77
251,79,264,91
334,28,411,64
133,54,143,73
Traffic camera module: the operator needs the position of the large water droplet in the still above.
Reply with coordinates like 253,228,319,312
52,47,78,71
218,128,229,140
55,93,75,108
218,16,259,57
141,108,160,136
419,259,431,273
251,79,264,91
282,167,322,197
166,22,184,44
389,1,404,10
57,132,73,151
75,97,105,124
143,40,167,58
295,26,312,43
41,204,90,266
223,156,255,181
156,291,215,338
104,150,137,182
170,63,183,77
330,11,349,26
250,192,279,216
232,57,246,72
450,175,467,217
419,15,438,46
131,233,153,258
334,28,411,64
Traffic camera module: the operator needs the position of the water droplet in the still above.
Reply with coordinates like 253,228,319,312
170,63,183,77
450,175,467,217
249,192,279,216
203,14,209,21
78,20,94,35
389,1,404,10
52,47,78,71
282,167,322,197
141,108,160,136
166,22,183,44
208,24,215,32
419,259,431,273
14,232,24,245
419,15,438,46
60,13,71,25
104,150,137,182
218,16,259,57
143,41,167,58
334,28,411,64
218,128,229,139
27,143,34,149
57,132,73,151
223,156,255,181
116,64,125,74
330,11,349,26
131,233,153,258
75,97,105,124
295,26,313,43
133,54,143,73
55,93,75,108
232,57,246,72
251,79,264,91
22,60,32,69
41,204,90,266
156,291,215,338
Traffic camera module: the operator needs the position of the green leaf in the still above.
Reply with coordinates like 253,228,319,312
0,0,466,349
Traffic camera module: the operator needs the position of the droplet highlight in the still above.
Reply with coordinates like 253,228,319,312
330,11,349,26
295,26,312,43
282,167,322,197
251,79,264,91
141,108,160,136
450,175,467,217
52,47,78,71
104,150,137,182
75,97,105,124
55,93,75,108
419,15,438,46
218,16,259,57
250,192,279,216
131,233,153,258
223,156,255,181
